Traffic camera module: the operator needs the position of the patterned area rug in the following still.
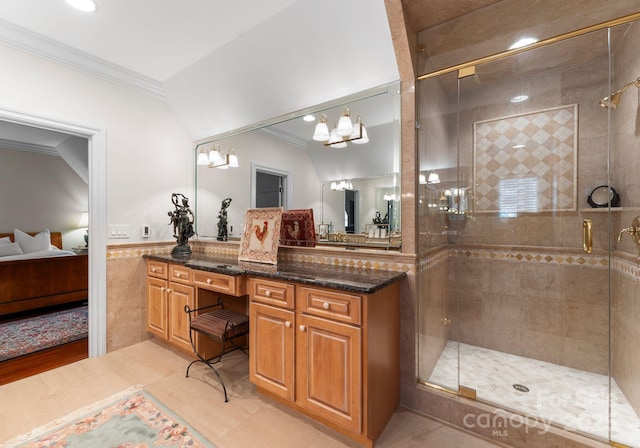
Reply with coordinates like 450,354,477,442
0,305,88,362
2,386,215,448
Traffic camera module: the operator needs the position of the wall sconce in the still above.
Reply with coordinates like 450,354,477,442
427,172,440,184
77,212,89,246
197,143,239,169
312,107,369,147
330,180,353,191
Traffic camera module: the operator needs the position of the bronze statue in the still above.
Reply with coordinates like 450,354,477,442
168,193,195,257
217,197,232,241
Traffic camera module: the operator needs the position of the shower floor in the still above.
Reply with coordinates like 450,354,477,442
427,341,640,447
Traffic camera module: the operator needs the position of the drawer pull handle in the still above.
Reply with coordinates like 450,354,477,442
151,268,158,272
285,321,291,328
299,325,306,332
160,287,165,292
265,290,271,297
207,279,213,284
176,273,182,278
322,302,330,310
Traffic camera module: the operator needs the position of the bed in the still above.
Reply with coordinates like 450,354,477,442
0,231,88,317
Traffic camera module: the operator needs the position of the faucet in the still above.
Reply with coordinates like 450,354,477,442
618,226,638,242
618,216,640,243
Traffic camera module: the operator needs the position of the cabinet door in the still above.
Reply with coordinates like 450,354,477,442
250,302,295,401
146,277,168,339
168,282,194,352
297,314,362,434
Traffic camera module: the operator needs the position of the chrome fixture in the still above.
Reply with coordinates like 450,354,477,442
196,143,239,169
312,107,369,147
618,217,640,243
599,77,640,109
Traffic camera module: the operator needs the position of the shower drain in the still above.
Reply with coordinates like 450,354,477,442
513,384,530,393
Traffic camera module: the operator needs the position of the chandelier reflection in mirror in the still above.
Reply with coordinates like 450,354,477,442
312,106,369,148
196,143,239,169
330,180,353,191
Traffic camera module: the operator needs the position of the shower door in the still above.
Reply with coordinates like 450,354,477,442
418,18,640,447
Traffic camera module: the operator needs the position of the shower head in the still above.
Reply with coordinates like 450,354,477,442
599,77,640,109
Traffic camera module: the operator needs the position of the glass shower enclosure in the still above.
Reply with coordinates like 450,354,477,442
417,14,640,447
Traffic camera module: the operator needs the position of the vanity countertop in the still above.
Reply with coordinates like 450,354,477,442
143,253,406,294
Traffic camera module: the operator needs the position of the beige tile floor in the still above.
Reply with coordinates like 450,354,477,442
0,339,503,448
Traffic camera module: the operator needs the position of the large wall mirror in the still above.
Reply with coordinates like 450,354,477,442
194,80,401,250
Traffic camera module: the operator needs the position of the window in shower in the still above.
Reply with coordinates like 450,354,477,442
498,177,538,217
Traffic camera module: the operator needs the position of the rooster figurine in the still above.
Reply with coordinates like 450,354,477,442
253,220,269,247
287,221,300,240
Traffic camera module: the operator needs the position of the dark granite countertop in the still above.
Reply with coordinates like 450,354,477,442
143,253,406,294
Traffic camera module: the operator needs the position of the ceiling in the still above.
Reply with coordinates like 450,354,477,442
0,0,400,141
0,0,299,83
2,0,637,148
0,0,491,155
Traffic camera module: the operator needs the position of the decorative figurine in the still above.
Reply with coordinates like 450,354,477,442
168,193,195,258
217,197,232,241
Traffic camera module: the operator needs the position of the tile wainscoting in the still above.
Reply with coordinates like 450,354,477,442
105,240,415,352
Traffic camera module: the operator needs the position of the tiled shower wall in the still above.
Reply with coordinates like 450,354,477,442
612,259,640,416
611,18,640,416
419,247,640,418
450,248,609,375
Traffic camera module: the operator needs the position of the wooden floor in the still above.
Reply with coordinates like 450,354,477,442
0,338,88,385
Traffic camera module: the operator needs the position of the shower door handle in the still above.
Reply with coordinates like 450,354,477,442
582,219,592,254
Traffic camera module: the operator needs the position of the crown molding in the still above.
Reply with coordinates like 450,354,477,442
259,127,308,150
0,19,165,99
0,137,58,156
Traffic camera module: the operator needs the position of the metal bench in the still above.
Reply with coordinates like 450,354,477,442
184,299,249,402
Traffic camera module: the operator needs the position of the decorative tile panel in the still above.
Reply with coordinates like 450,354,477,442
474,105,578,213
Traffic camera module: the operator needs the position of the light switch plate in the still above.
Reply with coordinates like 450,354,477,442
109,224,129,238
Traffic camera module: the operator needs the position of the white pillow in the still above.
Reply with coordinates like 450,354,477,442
14,229,51,254
0,241,23,257
0,236,11,246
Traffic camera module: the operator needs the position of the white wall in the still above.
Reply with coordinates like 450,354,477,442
164,0,399,140
0,147,88,249
0,43,193,244
196,131,322,238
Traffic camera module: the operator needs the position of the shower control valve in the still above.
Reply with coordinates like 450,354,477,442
618,216,640,243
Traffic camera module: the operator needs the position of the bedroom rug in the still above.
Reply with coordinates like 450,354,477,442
1,386,216,448
0,305,88,362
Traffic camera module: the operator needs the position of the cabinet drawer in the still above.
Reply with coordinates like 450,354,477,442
299,287,361,325
249,278,295,309
169,265,192,284
193,271,239,295
147,260,168,279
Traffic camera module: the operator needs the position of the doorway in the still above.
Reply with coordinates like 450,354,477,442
251,164,290,209
0,108,107,358
344,189,358,233
256,171,283,207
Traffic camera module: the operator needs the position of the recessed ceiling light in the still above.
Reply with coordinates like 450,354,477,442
303,115,316,122
65,0,98,13
510,95,529,103
509,37,538,50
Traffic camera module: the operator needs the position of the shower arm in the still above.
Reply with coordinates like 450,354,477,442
600,77,640,108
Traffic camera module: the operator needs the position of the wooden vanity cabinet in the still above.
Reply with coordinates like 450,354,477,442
145,260,194,353
249,276,400,447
